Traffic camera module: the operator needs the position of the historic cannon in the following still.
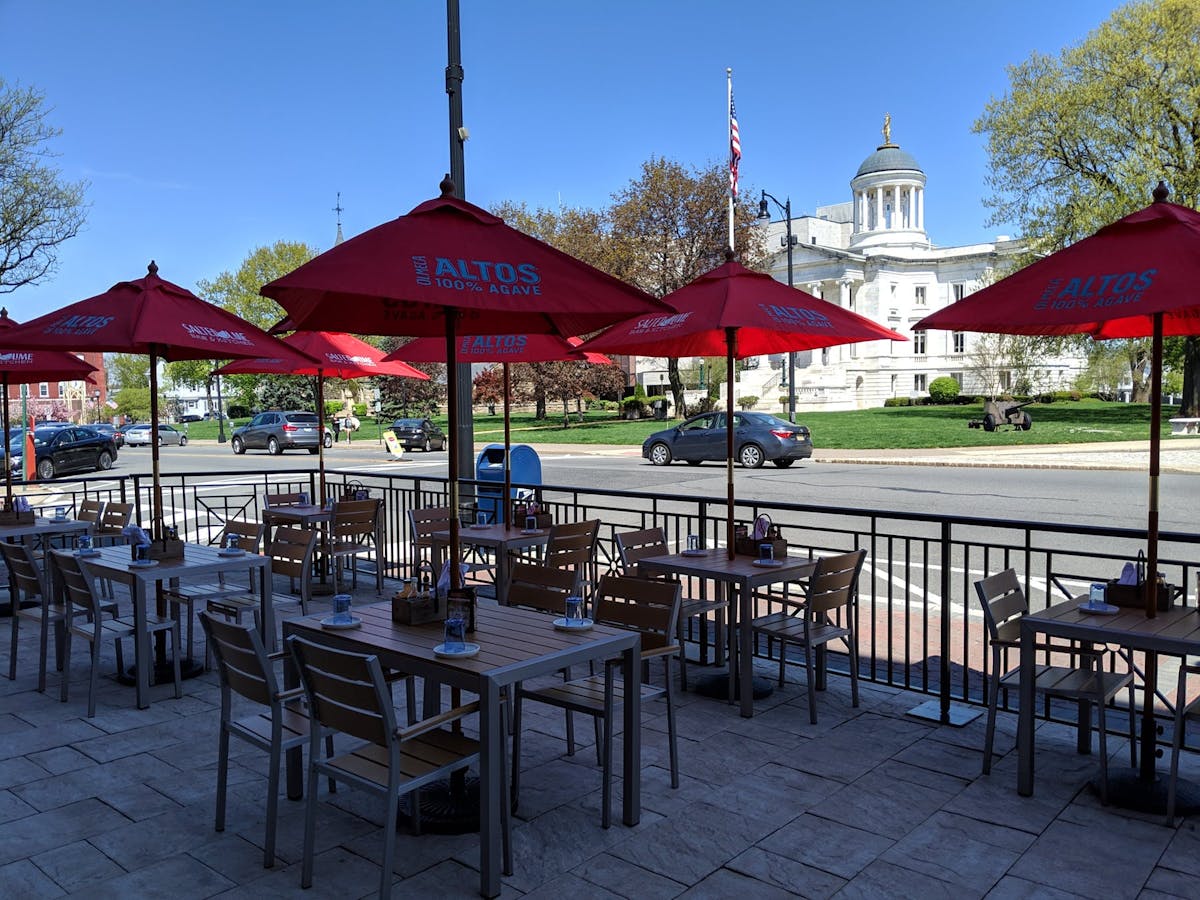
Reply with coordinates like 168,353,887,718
968,399,1033,432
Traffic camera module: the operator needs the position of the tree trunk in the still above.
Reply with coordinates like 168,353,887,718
1181,336,1200,417
668,359,684,418
535,393,546,419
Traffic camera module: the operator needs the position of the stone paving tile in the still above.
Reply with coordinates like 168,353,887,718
573,851,687,899
0,798,131,867
0,754,51,789
0,718,105,758
1142,867,1198,898
0,787,37,824
878,810,1032,890
1156,824,1200,878
756,813,894,881
983,875,1089,899
521,871,619,899
777,712,931,782
705,762,842,829
25,745,95,777
725,846,846,898
65,854,233,899
678,865,800,898
814,760,968,840
835,858,974,899
11,751,180,811
29,839,126,893
0,858,65,898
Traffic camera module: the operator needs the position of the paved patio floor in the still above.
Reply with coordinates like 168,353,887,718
2,577,1198,899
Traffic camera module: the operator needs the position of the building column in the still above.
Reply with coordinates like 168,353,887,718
839,279,851,308
874,188,883,232
917,187,924,230
807,281,822,299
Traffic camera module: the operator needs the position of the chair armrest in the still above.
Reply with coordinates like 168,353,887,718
275,686,305,702
641,644,682,660
396,699,481,742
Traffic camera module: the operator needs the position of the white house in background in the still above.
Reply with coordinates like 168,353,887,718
635,123,1086,412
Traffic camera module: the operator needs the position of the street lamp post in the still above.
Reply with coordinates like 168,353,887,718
215,374,227,443
93,390,101,424
698,358,706,392
758,190,797,423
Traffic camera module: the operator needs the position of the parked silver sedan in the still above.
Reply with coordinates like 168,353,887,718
122,424,188,447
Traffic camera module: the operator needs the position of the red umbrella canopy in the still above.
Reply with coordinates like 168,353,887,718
0,309,98,384
913,197,1200,340
260,181,668,337
385,332,610,365
0,262,316,365
214,330,428,380
580,258,908,357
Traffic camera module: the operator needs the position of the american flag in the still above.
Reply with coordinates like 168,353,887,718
729,94,741,197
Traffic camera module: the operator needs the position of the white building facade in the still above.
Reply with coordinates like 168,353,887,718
639,131,1085,412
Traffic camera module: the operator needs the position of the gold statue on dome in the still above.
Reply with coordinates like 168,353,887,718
882,113,892,145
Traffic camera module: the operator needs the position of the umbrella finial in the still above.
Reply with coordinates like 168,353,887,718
439,174,456,197
1153,180,1171,203
724,247,736,263
147,260,159,276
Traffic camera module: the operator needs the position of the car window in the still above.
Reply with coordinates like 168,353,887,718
286,414,319,424
682,416,711,431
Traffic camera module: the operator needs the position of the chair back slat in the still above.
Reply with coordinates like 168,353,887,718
593,574,681,653
547,519,600,554
288,636,393,745
265,492,305,507
807,550,867,616
222,520,265,553
331,499,381,543
507,562,576,614
200,613,276,706
77,498,104,525
615,527,668,574
49,551,103,619
0,542,44,598
97,501,134,535
974,568,1028,639
268,526,317,579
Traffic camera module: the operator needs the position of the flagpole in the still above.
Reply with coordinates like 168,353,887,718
727,67,735,251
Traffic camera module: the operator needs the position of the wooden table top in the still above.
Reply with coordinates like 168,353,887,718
1025,598,1200,656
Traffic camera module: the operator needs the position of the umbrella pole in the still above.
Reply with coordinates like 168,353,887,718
3,375,11,508
149,347,163,541
503,362,511,526
316,372,327,505
446,313,461,589
726,328,736,561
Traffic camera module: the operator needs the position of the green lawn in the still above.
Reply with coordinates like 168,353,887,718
171,400,1168,450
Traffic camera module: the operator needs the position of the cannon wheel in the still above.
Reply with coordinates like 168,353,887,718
1019,412,1032,431
983,413,997,432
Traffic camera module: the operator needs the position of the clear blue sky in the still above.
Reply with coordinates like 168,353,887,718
4,0,1125,320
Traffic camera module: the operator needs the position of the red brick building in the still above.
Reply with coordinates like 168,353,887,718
2,351,109,423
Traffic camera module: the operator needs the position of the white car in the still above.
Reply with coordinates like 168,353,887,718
122,424,188,447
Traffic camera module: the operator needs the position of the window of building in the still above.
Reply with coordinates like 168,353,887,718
38,382,49,398
999,371,1013,391
821,348,829,366
915,286,926,306
914,374,927,392
951,372,963,387
913,332,926,354
953,283,965,302
953,331,965,354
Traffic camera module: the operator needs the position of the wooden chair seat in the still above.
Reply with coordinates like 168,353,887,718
521,671,673,715
325,729,481,788
750,611,850,647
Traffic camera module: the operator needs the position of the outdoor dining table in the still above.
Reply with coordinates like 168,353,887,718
1,515,92,614
637,549,817,717
1017,598,1200,808
430,523,551,604
77,542,274,709
282,601,641,898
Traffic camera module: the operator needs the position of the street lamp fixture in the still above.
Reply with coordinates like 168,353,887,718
93,390,101,424
758,189,797,423
698,358,706,392
215,374,227,443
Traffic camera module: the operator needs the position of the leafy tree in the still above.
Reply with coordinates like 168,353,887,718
113,387,158,422
472,366,504,414
376,337,444,418
108,353,150,390
257,374,317,412
974,0,1200,414
0,79,88,293
195,240,318,332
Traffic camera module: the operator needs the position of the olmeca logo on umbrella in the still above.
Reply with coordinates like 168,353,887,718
181,324,254,346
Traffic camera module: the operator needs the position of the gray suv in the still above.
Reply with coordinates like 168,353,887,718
231,411,322,455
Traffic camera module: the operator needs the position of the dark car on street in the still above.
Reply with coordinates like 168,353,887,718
89,423,122,448
641,411,813,469
388,418,446,452
11,425,119,480
231,410,322,455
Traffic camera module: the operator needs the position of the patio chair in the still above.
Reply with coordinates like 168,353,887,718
328,498,384,593
204,526,318,641
1166,659,1200,824
512,573,681,828
165,519,265,666
200,612,335,868
76,498,104,526
750,548,866,724
4,541,115,696
616,526,727,689
264,490,306,508
406,505,492,584
53,550,182,717
92,500,134,599
544,518,601,598
974,568,1136,801
287,634,511,897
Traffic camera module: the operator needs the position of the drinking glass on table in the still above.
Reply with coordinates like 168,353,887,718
759,543,774,563
565,596,584,625
443,615,466,652
687,534,700,552
332,593,353,624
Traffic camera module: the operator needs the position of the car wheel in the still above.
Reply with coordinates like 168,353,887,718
231,436,245,455
686,460,702,466
423,438,432,452
178,435,187,446
267,437,281,456
157,435,165,446
772,459,794,468
983,413,997,432
96,451,113,472
36,458,54,480
739,443,765,468
323,433,333,448
648,442,672,466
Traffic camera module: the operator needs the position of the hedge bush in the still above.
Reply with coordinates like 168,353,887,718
927,376,960,404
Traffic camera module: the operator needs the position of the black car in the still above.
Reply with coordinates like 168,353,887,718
90,423,122,448
231,410,322,455
641,411,814,469
388,418,446,452
11,425,119,480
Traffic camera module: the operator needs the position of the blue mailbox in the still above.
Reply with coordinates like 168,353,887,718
474,443,542,525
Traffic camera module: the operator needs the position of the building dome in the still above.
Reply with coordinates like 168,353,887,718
855,143,922,178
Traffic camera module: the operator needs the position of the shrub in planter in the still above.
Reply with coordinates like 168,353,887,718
927,376,960,404
738,394,759,410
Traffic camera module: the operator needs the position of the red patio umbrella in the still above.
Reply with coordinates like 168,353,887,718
0,309,99,505
215,330,428,503
915,185,1200,619
0,262,317,540
387,333,612,522
261,177,669,587
582,254,907,559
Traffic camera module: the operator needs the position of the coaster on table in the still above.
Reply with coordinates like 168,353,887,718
434,642,481,658
128,559,159,569
553,617,594,632
217,548,245,557
752,559,784,568
320,615,362,630
1077,602,1119,615
680,549,708,558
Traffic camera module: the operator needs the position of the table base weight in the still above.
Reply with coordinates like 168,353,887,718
691,672,775,701
1093,768,1200,817
398,774,480,834
117,657,206,685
